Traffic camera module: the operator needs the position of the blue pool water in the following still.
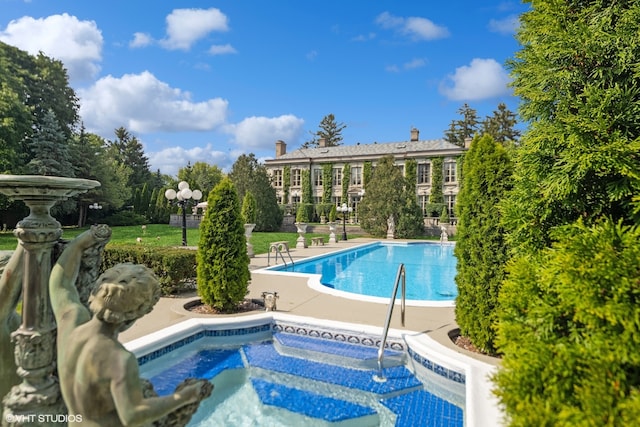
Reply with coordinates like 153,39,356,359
139,326,465,427
270,242,457,301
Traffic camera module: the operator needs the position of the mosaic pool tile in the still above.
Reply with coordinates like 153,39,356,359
274,332,401,360
149,348,243,395
382,389,463,427
137,323,271,366
251,378,377,422
243,341,422,396
408,347,466,384
273,320,406,351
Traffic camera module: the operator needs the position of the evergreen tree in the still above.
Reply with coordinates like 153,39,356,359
502,1,640,253
241,191,257,224
454,134,513,354
301,113,346,148
228,154,283,231
26,109,74,177
481,102,520,145
196,178,250,312
444,104,479,147
496,220,640,425
495,2,640,424
70,129,131,225
108,127,153,190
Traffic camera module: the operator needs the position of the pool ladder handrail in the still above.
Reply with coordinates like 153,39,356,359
267,242,294,267
374,263,406,382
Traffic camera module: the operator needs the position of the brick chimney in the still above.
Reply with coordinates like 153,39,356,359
464,137,472,149
318,137,326,147
275,140,287,157
410,128,419,142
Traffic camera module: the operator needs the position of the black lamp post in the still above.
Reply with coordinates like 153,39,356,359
88,202,102,224
337,202,352,241
165,181,202,246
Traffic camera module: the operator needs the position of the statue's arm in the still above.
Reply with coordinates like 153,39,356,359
0,244,23,321
111,353,208,426
49,225,111,324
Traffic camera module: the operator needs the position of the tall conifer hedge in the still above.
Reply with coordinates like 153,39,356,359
196,178,250,311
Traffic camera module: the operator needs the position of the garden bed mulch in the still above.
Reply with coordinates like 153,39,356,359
187,298,264,315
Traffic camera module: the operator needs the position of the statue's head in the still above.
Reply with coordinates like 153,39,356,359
89,263,161,325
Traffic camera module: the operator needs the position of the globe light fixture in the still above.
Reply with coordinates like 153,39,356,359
337,202,353,241
165,181,202,246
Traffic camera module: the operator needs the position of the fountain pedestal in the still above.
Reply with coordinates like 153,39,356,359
0,175,100,427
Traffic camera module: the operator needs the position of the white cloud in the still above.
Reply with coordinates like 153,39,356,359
148,144,231,177
352,32,376,42
439,58,511,101
78,71,229,135
0,13,102,82
376,12,449,41
130,32,153,48
208,44,237,55
488,15,519,35
385,58,426,73
403,58,426,70
306,50,318,61
160,8,229,50
224,115,305,150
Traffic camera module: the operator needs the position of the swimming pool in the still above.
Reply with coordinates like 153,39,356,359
135,315,466,426
128,313,500,427
267,241,457,303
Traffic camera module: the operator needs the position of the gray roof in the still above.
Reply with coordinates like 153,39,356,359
264,139,463,164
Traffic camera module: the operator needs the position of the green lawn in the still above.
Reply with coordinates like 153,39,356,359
0,224,334,254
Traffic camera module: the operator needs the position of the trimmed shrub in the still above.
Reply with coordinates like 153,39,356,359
296,203,313,223
102,245,196,295
328,204,337,222
454,134,512,354
495,219,640,425
241,191,257,224
196,178,250,311
103,211,147,226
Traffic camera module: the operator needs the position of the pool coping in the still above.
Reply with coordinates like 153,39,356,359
125,312,502,427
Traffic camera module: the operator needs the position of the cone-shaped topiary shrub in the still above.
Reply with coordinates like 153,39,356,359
241,191,257,224
197,178,250,311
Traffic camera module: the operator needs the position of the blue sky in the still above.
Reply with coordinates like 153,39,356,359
1,0,528,177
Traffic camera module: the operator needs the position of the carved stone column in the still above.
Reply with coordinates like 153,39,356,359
0,175,99,427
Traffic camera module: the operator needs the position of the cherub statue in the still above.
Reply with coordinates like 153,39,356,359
49,225,212,426
0,246,23,419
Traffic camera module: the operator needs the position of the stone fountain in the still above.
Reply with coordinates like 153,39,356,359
0,175,100,426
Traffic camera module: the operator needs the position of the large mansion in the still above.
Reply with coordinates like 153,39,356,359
263,128,468,220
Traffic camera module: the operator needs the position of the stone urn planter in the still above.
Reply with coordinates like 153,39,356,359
294,222,308,248
328,222,337,244
244,223,256,257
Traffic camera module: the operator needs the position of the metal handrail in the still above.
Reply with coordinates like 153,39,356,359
267,243,294,267
374,263,406,382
